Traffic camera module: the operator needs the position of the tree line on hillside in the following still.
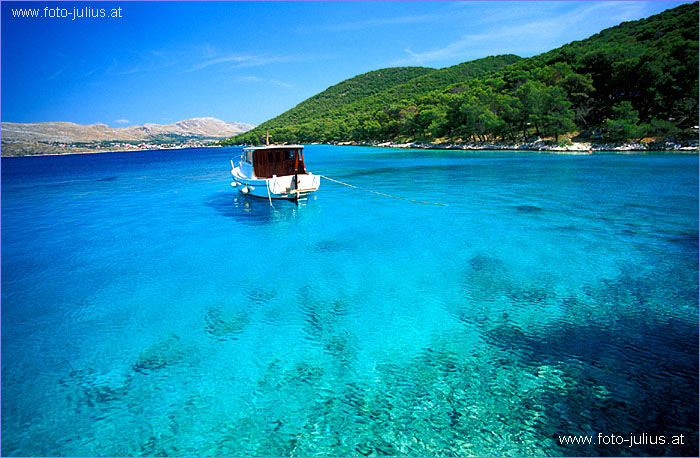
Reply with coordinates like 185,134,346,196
234,55,522,144
225,2,698,147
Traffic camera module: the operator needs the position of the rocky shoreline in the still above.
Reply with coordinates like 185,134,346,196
3,138,697,157
329,139,699,153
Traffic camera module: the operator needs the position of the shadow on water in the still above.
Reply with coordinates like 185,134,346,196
448,250,699,455
483,259,698,456
662,229,699,251
205,191,310,226
483,318,698,457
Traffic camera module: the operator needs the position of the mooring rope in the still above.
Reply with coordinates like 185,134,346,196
319,175,448,207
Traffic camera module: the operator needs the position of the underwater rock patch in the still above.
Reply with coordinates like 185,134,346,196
59,367,124,407
244,288,276,306
314,239,351,253
133,334,189,373
286,361,325,385
515,205,543,213
204,305,250,341
461,254,516,308
506,285,554,306
296,284,346,340
331,298,349,317
468,254,505,273
322,331,359,365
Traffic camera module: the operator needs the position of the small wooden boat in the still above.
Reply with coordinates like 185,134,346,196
230,144,320,202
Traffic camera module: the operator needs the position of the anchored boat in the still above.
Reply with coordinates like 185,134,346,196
230,145,320,202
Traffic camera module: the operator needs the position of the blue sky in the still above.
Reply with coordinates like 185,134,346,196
1,1,689,126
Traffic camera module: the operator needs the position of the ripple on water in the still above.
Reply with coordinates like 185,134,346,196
313,239,354,254
244,287,276,306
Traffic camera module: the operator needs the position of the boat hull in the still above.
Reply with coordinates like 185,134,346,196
231,166,320,200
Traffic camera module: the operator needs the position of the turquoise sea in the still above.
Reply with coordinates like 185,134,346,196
1,145,698,456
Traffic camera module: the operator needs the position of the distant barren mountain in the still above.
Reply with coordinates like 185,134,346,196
1,117,255,155
2,117,254,143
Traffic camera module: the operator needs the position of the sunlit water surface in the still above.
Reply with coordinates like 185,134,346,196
2,146,698,456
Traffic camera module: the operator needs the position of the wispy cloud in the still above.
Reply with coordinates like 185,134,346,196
391,1,651,66
81,43,314,80
186,53,298,72
117,66,141,75
47,67,65,80
233,75,293,88
115,119,130,124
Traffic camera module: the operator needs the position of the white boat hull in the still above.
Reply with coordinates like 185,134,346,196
231,165,320,200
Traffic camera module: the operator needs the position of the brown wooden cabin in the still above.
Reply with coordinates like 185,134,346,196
251,146,307,179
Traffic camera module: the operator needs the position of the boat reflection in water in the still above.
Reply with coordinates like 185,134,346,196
206,189,318,226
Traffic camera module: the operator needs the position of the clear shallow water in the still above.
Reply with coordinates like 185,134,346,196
1,146,698,457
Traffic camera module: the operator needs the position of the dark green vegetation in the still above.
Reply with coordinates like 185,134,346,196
225,3,698,146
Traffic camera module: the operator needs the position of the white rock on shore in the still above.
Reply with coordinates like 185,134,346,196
331,140,698,153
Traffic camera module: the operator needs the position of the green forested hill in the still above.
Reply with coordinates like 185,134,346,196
236,55,521,143
226,2,698,146
273,66,436,125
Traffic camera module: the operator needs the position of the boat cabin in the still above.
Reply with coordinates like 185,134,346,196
242,145,307,179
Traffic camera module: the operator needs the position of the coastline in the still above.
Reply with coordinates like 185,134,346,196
2,140,698,158
324,140,700,154
0,143,224,158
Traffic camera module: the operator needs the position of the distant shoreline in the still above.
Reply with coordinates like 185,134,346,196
0,143,223,158
2,141,697,158
2,144,230,159
321,140,699,154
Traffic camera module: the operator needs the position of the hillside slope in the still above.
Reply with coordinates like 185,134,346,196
274,66,436,126
231,55,521,143
227,2,698,146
